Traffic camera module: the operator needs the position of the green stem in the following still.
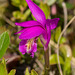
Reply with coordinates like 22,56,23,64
44,48,50,75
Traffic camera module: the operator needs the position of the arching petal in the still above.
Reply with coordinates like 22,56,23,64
26,0,46,26
49,18,60,30
15,20,44,28
19,26,47,40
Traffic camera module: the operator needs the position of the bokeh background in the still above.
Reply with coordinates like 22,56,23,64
0,0,75,75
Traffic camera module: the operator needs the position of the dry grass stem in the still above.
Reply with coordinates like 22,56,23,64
62,2,68,36
57,16,75,75
35,59,44,70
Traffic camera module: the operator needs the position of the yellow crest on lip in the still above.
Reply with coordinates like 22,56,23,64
26,39,34,52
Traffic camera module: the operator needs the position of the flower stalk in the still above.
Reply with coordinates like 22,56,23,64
44,48,50,75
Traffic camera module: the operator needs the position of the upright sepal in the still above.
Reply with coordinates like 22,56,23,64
26,0,46,26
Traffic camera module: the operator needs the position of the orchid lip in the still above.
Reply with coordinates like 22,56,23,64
25,39,34,53
19,39,37,57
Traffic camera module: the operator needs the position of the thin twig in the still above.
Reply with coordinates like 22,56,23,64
62,2,68,36
35,59,44,70
49,42,51,56
6,55,21,64
57,16,75,75
2,15,15,27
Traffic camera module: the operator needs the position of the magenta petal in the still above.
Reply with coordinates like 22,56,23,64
44,19,51,50
30,41,37,58
15,20,44,28
31,42,37,52
49,18,60,30
19,40,27,54
19,26,47,39
30,53,34,58
26,0,46,26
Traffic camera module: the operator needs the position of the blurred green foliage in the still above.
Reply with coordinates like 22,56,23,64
0,32,10,59
0,58,16,75
11,0,27,8
66,2,74,9
49,54,64,65
25,68,38,75
40,2,50,19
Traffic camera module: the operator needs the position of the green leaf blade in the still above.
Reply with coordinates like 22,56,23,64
31,69,38,75
40,2,50,19
25,68,30,75
49,54,64,65
0,31,10,59
0,63,7,75
55,26,61,42
8,69,16,75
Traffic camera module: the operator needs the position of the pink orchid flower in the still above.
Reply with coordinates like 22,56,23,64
15,0,60,58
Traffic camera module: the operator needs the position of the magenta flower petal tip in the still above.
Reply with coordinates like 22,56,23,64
57,18,60,20
15,23,18,25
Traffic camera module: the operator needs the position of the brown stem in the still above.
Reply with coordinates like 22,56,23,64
62,2,68,37
2,15,15,27
44,48,50,75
